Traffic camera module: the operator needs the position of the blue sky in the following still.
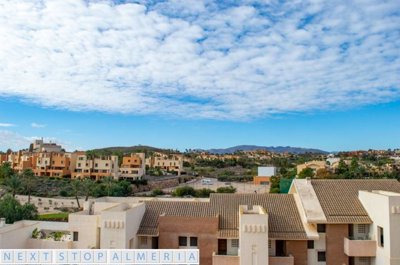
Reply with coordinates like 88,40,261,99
0,0,399,152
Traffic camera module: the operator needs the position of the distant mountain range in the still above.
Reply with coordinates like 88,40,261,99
204,145,328,154
91,144,328,154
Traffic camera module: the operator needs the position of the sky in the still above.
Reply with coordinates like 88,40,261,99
0,0,399,152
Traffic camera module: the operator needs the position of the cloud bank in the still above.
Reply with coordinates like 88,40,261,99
0,0,399,120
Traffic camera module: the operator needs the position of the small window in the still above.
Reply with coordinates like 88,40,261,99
73,232,79,241
317,251,326,262
378,226,384,247
268,240,272,249
231,239,239,248
357,224,367,234
317,224,326,233
190,237,198,247
179,236,187,247
307,240,314,249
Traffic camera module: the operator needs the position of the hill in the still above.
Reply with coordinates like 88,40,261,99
205,145,328,154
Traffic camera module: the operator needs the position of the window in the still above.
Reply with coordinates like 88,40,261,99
378,226,384,247
78,163,81,167
357,224,367,234
140,237,148,246
179,237,187,247
95,163,98,167
231,239,239,248
317,251,326,262
190,237,198,247
317,224,326,233
268,240,272,249
73,232,79,241
307,240,314,249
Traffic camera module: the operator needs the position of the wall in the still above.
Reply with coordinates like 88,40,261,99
158,216,218,265
326,224,348,265
69,212,100,249
359,191,400,265
286,240,308,265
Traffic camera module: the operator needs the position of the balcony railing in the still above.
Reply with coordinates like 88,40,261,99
212,253,294,265
344,237,376,257
212,252,239,265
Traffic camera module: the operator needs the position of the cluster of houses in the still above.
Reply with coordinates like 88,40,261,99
1,179,400,265
0,139,184,180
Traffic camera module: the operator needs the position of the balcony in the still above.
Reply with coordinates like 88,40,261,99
212,253,239,265
212,253,294,265
344,237,376,257
269,255,294,265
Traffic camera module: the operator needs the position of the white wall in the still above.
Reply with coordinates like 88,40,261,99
258,167,276,177
359,191,400,265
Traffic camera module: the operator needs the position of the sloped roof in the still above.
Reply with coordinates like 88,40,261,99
210,193,307,240
311,179,400,223
137,201,215,236
137,194,308,240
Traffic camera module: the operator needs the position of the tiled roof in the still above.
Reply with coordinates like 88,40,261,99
311,179,400,223
137,201,215,236
210,193,308,240
137,194,308,239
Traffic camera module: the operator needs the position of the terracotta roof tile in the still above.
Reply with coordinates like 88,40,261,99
311,179,400,223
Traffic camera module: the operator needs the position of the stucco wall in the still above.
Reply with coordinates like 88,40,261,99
158,216,218,265
326,224,349,265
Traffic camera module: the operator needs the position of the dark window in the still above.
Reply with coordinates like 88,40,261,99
73,232,79,241
307,240,314,249
378,226,384,247
317,251,326,262
179,236,187,247
190,237,198,247
317,224,326,233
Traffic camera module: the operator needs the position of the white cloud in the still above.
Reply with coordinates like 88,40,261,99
0,130,77,152
0,0,399,120
0,130,30,150
31,122,46,128
0,123,15,127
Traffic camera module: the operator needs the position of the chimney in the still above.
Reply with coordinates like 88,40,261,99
0,218,6,228
306,177,311,184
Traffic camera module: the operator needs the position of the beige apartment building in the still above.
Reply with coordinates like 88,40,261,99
1,179,400,265
145,153,184,175
71,153,119,180
119,153,146,180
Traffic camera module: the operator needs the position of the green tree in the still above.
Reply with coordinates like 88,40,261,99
21,169,35,203
298,167,314,179
70,179,81,209
216,186,236,193
0,194,38,224
0,162,13,179
6,174,22,198
151,189,164,197
102,176,115,196
172,186,196,197
82,178,95,201
195,188,215,198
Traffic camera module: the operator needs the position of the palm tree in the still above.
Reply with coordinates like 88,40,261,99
70,179,81,209
6,174,22,198
102,176,114,196
82,177,95,201
21,169,35,203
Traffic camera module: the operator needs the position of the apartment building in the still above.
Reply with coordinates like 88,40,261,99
146,153,184,175
32,139,62,153
71,153,119,180
13,153,36,173
1,179,400,265
32,152,72,177
119,153,145,180
253,166,277,185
